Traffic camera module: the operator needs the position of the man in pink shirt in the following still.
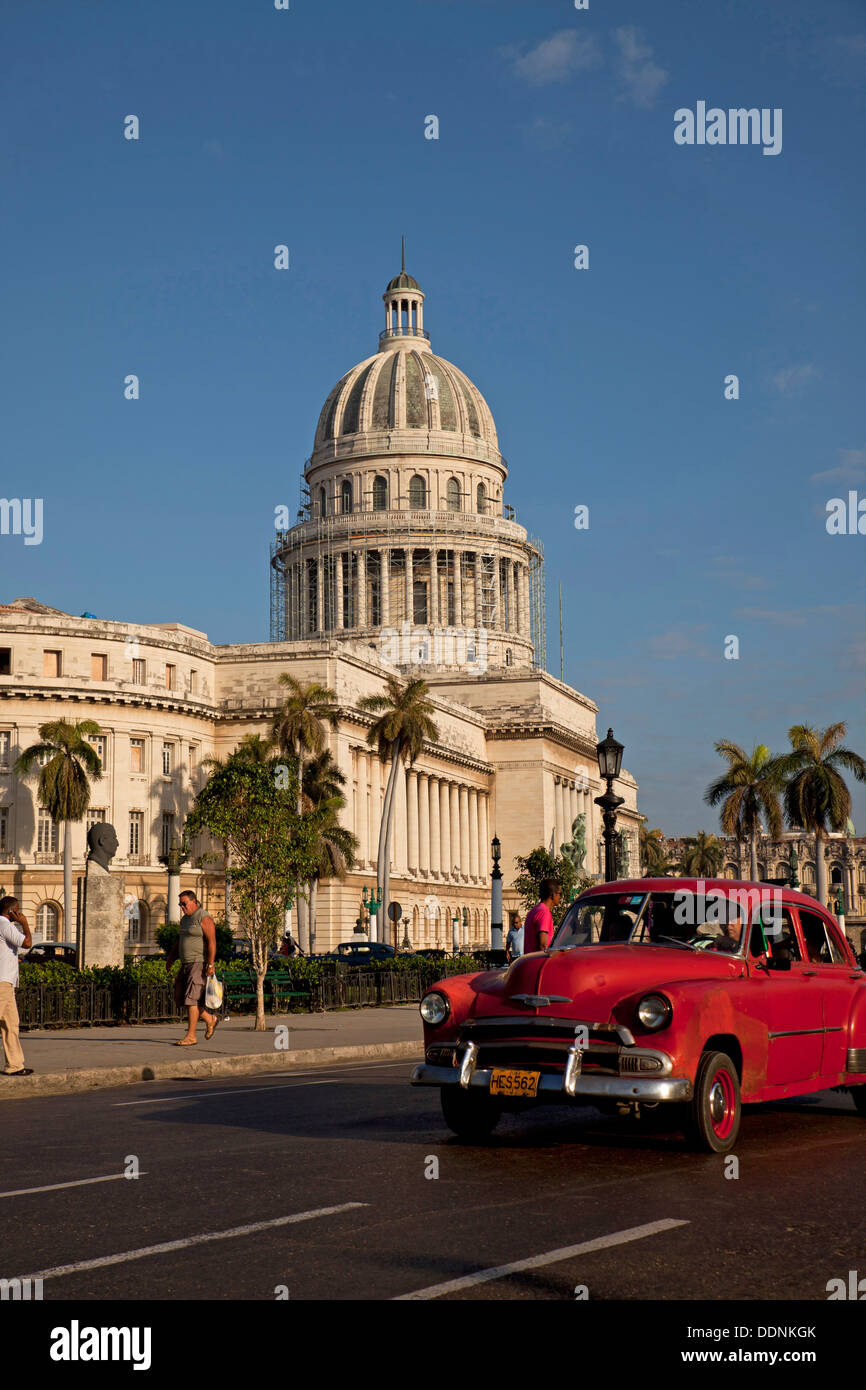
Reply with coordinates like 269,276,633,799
523,879,562,954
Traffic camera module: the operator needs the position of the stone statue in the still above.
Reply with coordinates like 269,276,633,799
615,829,631,879
86,821,119,875
560,814,587,874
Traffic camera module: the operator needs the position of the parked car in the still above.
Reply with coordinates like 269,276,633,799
411,878,866,1153
21,941,77,966
324,941,396,965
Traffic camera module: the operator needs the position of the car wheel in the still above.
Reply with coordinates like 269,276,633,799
684,1050,741,1154
440,1087,502,1140
851,1086,866,1116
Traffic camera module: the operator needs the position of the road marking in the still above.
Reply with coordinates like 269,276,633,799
19,1203,368,1283
0,1172,146,1200
113,1059,412,1106
394,1218,689,1300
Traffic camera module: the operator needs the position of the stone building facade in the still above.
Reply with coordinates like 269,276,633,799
0,261,641,951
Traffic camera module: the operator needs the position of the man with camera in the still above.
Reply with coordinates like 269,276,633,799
0,895,34,1076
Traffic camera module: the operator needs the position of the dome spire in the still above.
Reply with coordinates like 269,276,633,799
381,252,428,349
401,234,405,273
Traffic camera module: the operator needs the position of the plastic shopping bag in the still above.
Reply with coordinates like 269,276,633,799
205,974,224,1010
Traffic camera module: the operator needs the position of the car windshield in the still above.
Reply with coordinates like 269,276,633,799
551,890,749,954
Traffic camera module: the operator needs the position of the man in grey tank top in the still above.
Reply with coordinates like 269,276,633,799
165,891,219,1044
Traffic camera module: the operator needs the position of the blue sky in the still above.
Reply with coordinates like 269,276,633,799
2,0,864,833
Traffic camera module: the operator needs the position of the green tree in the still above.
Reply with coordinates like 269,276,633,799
704,741,784,881
512,847,594,926
302,751,358,952
359,676,438,930
676,830,724,878
200,734,280,939
15,720,103,947
184,749,317,1029
639,825,670,877
776,722,866,907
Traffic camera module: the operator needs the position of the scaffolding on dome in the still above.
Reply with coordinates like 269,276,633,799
528,533,547,673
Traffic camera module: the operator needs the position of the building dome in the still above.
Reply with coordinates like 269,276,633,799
311,263,500,463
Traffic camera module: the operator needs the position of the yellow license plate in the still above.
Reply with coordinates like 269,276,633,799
490,1069,540,1098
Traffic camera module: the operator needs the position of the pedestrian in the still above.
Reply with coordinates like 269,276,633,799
165,891,219,1045
505,911,524,962
0,895,34,1076
523,878,562,955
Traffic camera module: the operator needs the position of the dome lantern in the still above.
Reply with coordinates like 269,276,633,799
380,237,428,349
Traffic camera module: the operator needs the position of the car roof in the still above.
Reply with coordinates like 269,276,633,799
581,878,830,910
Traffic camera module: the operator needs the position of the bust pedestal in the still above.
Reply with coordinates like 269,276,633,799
82,861,125,967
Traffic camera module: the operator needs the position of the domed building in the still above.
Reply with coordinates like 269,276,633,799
0,257,641,953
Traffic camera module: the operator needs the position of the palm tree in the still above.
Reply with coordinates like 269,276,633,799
677,830,724,878
704,741,784,881
15,720,103,946
359,676,438,933
302,752,358,952
272,675,338,815
776,723,866,907
639,826,670,877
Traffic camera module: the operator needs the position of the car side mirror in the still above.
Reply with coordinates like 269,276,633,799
768,947,792,972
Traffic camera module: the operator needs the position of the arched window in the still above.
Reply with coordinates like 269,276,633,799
776,863,789,880
409,475,427,509
505,648,513,666
724,863,738,879
802,862,816,885
319,486,327,518
124,897,146,943
372,475,388,511
446,477,461,511
476,482,487,514
830,864,843,884
36,902,60,941
757,863,767,881
340,480,353,514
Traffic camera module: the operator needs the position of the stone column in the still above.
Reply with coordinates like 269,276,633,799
520,565,530,636
316,556,325,633
459,786,470,880
469,788,479,881
474,553,483,629
429,549,438,627
554,778,564,848
491,556,501,629
335,551,345,630
418,773,430,876
479,793,489,881
406,548,414,625
356,751,368,866
381,549,390,626
506,562,516,632
454,550,463,629
407,770,419,874
450,784,460,880
358,550,367,628
439,780,451,881
300,560,309,637
429,776,441,877
370,756,381,873
394,761,408,875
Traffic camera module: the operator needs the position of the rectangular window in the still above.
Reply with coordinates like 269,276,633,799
0,731,10,770
130,738,144,773
165,664,176,690
86,808,106,832
43,650,61,678
0,807,8,853
0,649,11,675
189,669,198,695
132,658,145,684
413,579,428,625
188,744,197,771
162,743,173,776
37,809,59,853
88,734,107,771
128,811,143,857
161,811,175,857
90,653,107,681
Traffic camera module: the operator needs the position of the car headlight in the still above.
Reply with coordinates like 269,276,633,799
637,993,672,1031
420,991,450,1026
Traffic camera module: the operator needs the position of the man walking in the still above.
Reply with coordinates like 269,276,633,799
505,911,524,962
165,891,219,1045
0,896,34,1076
523,878,562,955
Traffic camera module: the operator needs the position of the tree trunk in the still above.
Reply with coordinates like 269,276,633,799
255,968,266,1031
378,743,401,927
64,821,73,949
815,828,828,906
308,878,318,954
296,892,310,954
749,829,758,882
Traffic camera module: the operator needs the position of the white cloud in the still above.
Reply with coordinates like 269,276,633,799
613,27,669,109
772,363,818,394
810,447,866,484
501,29,601,87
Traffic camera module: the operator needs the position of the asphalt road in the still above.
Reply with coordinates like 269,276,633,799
2,1057,865,1303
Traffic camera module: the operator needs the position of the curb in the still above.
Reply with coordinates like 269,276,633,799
0,1040,424,1101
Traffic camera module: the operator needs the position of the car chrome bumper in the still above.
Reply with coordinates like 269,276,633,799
410,1060,693,1104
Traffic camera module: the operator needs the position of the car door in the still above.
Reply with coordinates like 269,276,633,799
794,907,864,1078
754,904,823,1085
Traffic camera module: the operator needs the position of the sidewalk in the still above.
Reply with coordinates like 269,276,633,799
1,1007,425,1101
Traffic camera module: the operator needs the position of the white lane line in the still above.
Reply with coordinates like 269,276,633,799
394,1218,690,1300
19,1202,368,1283
113,1059,412,1106
0,1172,146,1200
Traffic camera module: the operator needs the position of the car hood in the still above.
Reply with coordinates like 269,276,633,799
465,944,744,1021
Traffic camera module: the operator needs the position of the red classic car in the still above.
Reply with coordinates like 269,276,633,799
410,878,866,1152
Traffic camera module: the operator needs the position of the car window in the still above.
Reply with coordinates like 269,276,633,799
755,905,801,962
797,908,845,964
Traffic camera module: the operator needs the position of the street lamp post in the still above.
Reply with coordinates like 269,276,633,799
452,910,460,954
594,728,625,884
490,835,503,950
363,884,382,943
